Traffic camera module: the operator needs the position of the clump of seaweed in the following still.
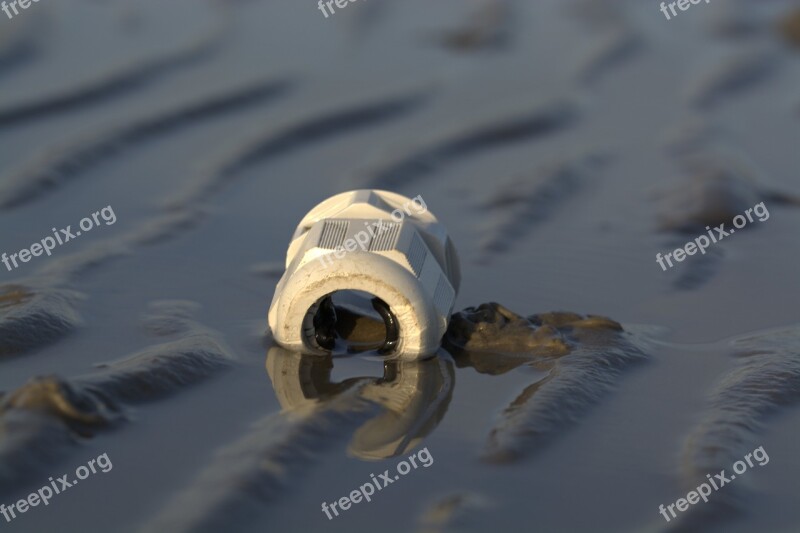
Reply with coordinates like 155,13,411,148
445,303,647,462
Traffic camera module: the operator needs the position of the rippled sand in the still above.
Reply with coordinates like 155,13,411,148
1,0,800,532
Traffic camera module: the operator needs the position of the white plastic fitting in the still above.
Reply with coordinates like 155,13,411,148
268,190,460,359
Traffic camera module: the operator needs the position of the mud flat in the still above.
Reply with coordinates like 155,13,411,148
0,1,799,532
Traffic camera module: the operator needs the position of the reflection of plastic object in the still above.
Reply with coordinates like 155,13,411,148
268,190,460,359
265,345,454,460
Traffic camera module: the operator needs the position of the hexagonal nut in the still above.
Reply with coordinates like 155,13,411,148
268,190,460,359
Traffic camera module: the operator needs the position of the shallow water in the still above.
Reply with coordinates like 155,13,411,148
1,0,800,532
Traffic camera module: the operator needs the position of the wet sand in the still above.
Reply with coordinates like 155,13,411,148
1,0,800,532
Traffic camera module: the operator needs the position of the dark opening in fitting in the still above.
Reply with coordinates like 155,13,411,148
309,294,399,355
